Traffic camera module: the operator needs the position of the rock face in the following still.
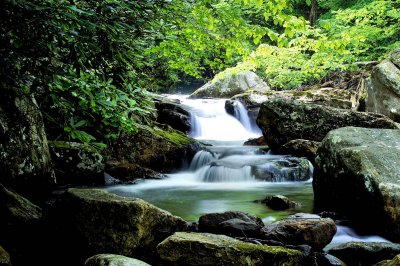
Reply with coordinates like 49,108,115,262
49,188,187,263
0,245,11,266
328,242,400,266
155,99,191,134
256,98,398,151
190,71,270,99
314,127,400,240
262,213,336,250
157,232,304,265
84,254,150,266
0,90,55,194
366,49,400,122
49,141,104,185
108,125,201,173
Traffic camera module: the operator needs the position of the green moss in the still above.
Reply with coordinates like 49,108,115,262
142,125,195,146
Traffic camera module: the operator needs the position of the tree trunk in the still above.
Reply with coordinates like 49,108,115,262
309,0,317,26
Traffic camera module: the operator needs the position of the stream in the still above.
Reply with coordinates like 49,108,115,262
107,94,389,249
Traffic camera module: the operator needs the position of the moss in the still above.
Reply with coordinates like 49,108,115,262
144,125,195,146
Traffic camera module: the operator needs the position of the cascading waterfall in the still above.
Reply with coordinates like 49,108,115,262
232,100,252,131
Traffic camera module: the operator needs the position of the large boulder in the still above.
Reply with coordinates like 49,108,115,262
314,127,400,241
327,242,400,266
261,213,336,250
189,71,270,99
48,188,187,264
84,254,150,266
157,232,304,265
155,98,192,134
107,125,201,173
278,139,320,164
49,141,104,185
0,90,55,195
256,98,398,151
366,49,400,122
0,183,43,265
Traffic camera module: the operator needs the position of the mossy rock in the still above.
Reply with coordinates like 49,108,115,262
157,232,304,265
0,245,11,266
84,254,150,266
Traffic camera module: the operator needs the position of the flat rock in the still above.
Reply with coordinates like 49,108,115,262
84,254,150,266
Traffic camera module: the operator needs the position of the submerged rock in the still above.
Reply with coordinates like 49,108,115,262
327,242,400,266
84,254,150,266
190,71,270,99
314,127,400,240
256,98,398,151
48,188,187,264
157,232,304,265
262,213,336,250
366,49,400,122
0,90,55,194
257,195,300,210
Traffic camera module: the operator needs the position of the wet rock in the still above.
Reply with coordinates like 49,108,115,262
366,49,400,122
315,253,345,266
278,139,320,164
256,98,398,151
157,232,304,265
155,100,191,134
327,242,400,266
314,127,400,240
375,254,400,266
257,195,300,210
252,157,312,182
262,213,336,250
49,141,104,185
0,245,11,266
107,125,201,173
218,218,264,238
198,211,264,235
243,136,267,146
48,188,187,264
190,71,270,99
105,160,165,183
0,90,55,195
84,254,150,266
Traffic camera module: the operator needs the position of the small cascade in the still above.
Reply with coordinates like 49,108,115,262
232,101,252,131
189,150,217,170
196,165,254,182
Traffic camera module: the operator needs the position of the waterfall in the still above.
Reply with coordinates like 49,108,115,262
189,150,217,170
232,101,253,131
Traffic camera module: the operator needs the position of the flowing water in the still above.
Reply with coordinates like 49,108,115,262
106,94,390,247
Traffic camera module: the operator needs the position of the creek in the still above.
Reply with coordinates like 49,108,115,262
107,95,389,248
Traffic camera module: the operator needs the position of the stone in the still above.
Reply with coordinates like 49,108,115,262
218,218,264,238
313,127,400,240
375,254,400,266
278,139,320,164
328,242,400,266
390,48,400,68
107,125,201,173
198,211,264,234
49,141,104,185
256,98,398,151
0,246,11,266
84,254,150,266
243,136,267,146
105,160,165,184
262,213,336,250
258,195,300,210
157,232,304,265
189,71,270,99
0,90,55,195
366,56,400,122
315,253,345,266
49,188,187,263
155,99,191,134
251,157,312,182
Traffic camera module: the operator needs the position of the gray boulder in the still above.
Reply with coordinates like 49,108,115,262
328,242,400,266
155,98,191,134
366,49,400,122
0,90,55,194
157,232,304,265
314,127,400,241
278,139,320,164
84,254,150,266
262,213,336,250
190,71,270,99
49,188,187,263
256,98,398,151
